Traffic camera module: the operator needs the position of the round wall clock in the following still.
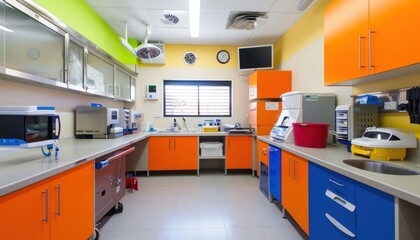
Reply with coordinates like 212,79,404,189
184,52,197,65
217,50,230,64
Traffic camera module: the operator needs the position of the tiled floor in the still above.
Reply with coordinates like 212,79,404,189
98,171,306,240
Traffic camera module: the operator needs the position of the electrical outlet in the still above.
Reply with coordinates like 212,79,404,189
384,101,397,110
153,113,161,118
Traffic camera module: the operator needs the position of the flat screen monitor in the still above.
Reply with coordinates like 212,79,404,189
238,44,273,71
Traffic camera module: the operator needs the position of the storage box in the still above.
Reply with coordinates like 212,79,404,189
200,142,223,157
292,123,329,148
203,126,218,132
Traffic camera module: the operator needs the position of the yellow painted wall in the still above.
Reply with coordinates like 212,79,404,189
274,0,332,67
139,45,239,69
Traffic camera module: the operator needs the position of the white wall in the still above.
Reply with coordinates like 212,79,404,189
132,67,250,131
279,37,353,106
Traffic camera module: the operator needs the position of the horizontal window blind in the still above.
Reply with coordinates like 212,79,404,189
164,80,232,117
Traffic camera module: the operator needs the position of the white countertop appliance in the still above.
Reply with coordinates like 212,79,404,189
75,106,123,139
270,91,336,142
351,127,417,161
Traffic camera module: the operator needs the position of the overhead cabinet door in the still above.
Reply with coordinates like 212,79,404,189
2,1,66,86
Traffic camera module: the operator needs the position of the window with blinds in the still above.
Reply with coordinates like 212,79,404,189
164,80,232,117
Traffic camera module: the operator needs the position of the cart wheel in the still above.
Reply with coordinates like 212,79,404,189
114,201,123,214
93,227,100,240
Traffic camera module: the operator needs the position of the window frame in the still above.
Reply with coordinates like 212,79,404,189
163,80,232,117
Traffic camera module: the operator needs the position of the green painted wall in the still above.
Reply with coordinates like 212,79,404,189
34,0,137,64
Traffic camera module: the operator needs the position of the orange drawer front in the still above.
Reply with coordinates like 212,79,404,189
249,101,281,126
258,140,269,166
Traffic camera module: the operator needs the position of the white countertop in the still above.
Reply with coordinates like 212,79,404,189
257,136,420,206
0,131,238,197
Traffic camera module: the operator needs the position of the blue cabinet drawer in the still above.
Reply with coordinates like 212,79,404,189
313,163,356,202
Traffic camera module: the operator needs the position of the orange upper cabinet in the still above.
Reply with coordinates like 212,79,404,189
324,0,420,85
324,0,369,85
226,136,252,170
249,70,292,100
369,0,420,74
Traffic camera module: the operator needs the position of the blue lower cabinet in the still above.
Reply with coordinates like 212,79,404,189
356,182,395,240
269,146,281,202
309,162,395,240
309,162,356,240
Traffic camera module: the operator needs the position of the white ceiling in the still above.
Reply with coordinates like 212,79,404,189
84,0,317,46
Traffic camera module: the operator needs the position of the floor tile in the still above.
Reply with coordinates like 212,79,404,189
100,230,169,240
171,201,225,228
226,227,304,240
168,228,227,240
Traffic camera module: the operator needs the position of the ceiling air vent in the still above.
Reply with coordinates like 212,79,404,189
226,12,268,30
160,14,180,25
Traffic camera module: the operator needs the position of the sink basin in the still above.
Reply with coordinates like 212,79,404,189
343,159,420,175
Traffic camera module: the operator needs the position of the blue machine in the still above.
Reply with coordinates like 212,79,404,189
269,146,281,202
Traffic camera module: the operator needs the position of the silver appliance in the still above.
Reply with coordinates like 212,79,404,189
119,109,143,134
75,106,123,139
270,91,336,142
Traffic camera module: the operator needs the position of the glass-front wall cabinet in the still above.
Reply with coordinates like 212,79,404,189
115,68,131,100
1,1,65,85
67,39,85,90
0,0,137,101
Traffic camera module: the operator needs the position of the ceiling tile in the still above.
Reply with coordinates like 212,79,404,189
200,11,230,31
229,0,276,12
201,0,233,11
142,0,188,10
103,7,152,29
156,27,191,44
270,0,301,12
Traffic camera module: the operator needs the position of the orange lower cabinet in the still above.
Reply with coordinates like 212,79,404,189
226,136,252,170
149,136,198,171
0,161,94,240
172,137,198,170
148,137,172,170
49,161,94,240
0,179,50,240
281,151,309,235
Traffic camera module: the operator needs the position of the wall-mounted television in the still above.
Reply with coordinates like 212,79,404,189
238,44,273,71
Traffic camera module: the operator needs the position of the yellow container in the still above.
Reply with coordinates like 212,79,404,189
203,126,218,132
351,144,406,161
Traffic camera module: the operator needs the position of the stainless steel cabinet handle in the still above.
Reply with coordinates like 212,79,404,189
325,213,356,238
293,160,297,180
42,188,49,223
368,28,375,69
358,34,365,70
329,178,346,187
55,184,61,216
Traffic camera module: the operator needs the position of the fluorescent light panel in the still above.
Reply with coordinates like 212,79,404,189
188,0,200,37
0,25,13,32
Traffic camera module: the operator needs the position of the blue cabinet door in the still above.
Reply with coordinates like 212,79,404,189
309,162,356,240
269,145,281,202
356,182,395,240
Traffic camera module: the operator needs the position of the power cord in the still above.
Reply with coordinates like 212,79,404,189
40,140,60,160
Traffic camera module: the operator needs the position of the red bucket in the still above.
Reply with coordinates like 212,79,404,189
292,123,329,148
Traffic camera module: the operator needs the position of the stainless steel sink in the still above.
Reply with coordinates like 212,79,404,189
343,159,420,175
